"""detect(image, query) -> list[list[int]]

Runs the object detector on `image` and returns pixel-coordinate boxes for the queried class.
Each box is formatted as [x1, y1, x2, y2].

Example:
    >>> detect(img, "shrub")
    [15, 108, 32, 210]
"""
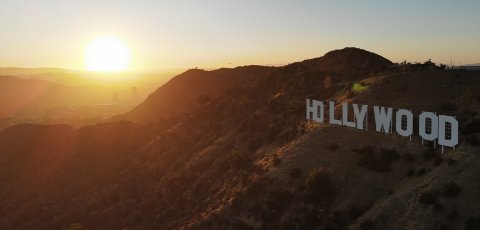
[466, 135, 480, 146]
[463, 119, 480, 134]
[433, 157, 443, 166]
[403, 153, 415, 163]
[439, 102, 457, 112]
[304, 168, 337, 207]
[352, 145, 374, 155]
[423, 148, 438, 161]
[447, 209, 461, 220]
[419, 190, 439, 205]
[433, 203, 444, 211]
[416, 168, 428, 176]
[289, 167, 301, 179]
[465, 217, 480, 230]
[227, 150, 251, 170]
[406, 169, 415, 177]
[327, 143, 339, 151]
[357, 147, 399, 172]
[247, 139, 262, 152]
[447, 158, 456, 165]
[272, 156, 281, 166]
[66, 224, 83, 230]
[380, 147, 399, 157]
[264, 189, 293, 214]
[442, 182, 461, 197]
[360, 220, 375, 230]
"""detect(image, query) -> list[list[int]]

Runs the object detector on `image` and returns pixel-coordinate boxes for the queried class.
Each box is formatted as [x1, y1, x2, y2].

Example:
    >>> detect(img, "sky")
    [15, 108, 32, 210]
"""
[0, 0, 479, 70]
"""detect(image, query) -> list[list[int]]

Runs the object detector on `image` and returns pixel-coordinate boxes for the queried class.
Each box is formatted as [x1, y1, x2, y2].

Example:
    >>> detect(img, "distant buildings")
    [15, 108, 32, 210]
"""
[112, 93, 119, 104]
[131, 87, 137, 99]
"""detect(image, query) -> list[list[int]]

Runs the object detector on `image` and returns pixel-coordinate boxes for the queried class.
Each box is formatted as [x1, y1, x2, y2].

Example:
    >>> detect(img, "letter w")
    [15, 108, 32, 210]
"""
[373, 106, 393, 133]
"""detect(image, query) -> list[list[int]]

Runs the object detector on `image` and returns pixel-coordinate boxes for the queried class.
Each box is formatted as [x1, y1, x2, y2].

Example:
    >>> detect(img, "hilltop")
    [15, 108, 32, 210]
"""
[0, 48, 480, 230]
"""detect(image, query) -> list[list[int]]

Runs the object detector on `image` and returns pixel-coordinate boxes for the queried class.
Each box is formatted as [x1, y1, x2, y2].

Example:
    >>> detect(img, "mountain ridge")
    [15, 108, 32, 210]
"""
[0, 47, 479, 229]
[118, 47, 394, 123]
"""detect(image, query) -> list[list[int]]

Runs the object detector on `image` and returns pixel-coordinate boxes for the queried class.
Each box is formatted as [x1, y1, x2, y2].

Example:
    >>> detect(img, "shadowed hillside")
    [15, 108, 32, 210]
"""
[0, 48, 479, 230]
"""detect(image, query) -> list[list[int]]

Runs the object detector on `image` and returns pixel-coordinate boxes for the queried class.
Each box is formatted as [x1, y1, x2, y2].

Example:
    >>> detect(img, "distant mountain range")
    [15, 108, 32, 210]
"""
[0, 48, 479, 229]
[0, 68, 181, 129]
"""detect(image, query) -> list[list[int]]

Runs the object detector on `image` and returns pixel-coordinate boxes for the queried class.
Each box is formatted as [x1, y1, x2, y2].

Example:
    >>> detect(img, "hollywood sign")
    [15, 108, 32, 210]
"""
[306, 99, 459, 149]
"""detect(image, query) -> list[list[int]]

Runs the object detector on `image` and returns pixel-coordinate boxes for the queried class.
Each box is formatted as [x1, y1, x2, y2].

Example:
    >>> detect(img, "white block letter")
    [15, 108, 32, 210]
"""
[329, 101, 342, 125]
[342, 103, 356, 128]
[395, 109, 413, 137]
[353, 104, 368, 130]
[419, 112, 438, 141]
[374, 106, 393, 133]
[306, 99, 324, 123]
[438, 115, 458, 147]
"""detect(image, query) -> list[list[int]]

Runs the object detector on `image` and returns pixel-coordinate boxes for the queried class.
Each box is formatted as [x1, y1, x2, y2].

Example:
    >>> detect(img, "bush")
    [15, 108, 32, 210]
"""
[356, 147, 399, 172]
[403, 153, 415, 163]
[466, 135, 480, 146]
[423, 148, 438, 161]
[447, 158, 456, 166]
[447, 209, 461, 220]
[416, 168, 428, 176]
[66, 224, 83, 230]
[327, 143, 339, 151]
[360, 220, 375, 230]
[272, 156, 281, 166]
[227, 150, 251, 170]
[419, 190, 439, 205]
[463, 119, 480, 134]
[406, 169, 415, 177]
[289, 167, 301, 179]
[352, 145, 374, 155]
[433, 157, 443, 166]
[264, 189, 293, 216]
[304, 168, 337, 207]
[439, 102, 457, 112]
[442, 182, 461, 197]
[465, 217, 480, 230]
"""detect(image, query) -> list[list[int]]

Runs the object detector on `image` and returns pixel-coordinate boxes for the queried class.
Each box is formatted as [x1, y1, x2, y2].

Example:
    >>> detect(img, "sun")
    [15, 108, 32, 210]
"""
[84, 36, 131, 72]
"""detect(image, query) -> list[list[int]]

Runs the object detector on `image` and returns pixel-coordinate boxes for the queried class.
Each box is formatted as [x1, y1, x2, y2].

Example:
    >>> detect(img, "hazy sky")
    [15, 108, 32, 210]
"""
[1, 0, 479, 70]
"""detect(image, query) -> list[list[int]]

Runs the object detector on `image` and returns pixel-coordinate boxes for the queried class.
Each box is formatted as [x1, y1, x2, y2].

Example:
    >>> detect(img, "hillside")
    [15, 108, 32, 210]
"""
[0, 48, 480, 230]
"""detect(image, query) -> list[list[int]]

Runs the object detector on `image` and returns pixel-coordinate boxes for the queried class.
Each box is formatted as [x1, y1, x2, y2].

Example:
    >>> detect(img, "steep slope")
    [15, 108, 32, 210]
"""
[0, 48, 479, 230]
[118, 66, 277, 123]
[118, 47, 393, 124]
